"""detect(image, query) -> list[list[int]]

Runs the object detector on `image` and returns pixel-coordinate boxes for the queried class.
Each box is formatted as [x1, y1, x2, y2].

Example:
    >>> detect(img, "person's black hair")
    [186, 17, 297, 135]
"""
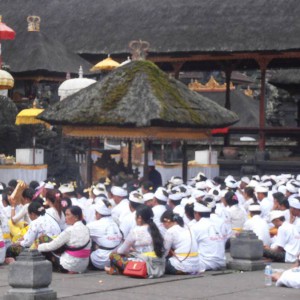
[213, 176, 224, 185]
[244, 186, 258, 203]
[156, 199, 166, 206]
[141, 180, 154, 192]
[136, 205, 164, 258]
[29, 180, 39, 190]
[204, 196, 216, 213]
[22, 188, 35, 201]
[28, 201, 46, 216]
[75, 187, 89, 198]
[160, 210, 184, 227]
[8, 179, 18, 189]
[46, 189, 63, 217]
[129, 200, 143, 210]
[224, 191, 239, 207]
[0, 182, 6, 194]
[61, 197, 72, 213]
[2, 187, 13, 206]
[169, 199, 181, 207]
[272, 192, 286, 205]
[67, 205, 86, 224]
[33, 196, 44, 206]
[184, 203, 194, 220]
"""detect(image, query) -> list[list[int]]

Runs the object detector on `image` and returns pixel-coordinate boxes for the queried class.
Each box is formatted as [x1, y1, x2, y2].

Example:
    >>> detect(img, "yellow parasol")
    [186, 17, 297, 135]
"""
[15, 100, 50, 164]
[90, 55, 120, 71]
[15, 107, 48, 126]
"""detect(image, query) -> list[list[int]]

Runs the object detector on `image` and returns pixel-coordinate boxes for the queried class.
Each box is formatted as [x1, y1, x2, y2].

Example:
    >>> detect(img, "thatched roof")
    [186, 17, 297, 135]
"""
[38, 60, 238, 131]
[198, 90, 259, 128]
[269, 69, 300, 87]
[1, 0, 300, 63]
[1, 21, 92, 75]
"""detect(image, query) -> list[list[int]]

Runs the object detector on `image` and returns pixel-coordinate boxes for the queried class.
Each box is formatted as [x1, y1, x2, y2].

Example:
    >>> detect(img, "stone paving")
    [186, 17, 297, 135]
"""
[0, 262, 299, 299]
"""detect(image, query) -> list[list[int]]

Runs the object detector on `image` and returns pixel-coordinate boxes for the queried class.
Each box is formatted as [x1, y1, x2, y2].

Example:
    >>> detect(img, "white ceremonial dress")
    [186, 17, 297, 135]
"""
[20, 214, 61, 248]
[38, 221, 91, 273]
[46, 207, 66, 230]
[88, 216, 123, 269]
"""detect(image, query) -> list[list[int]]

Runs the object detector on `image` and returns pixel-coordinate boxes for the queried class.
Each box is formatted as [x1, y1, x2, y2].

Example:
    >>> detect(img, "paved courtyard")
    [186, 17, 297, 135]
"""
[0, 262, 299, 299]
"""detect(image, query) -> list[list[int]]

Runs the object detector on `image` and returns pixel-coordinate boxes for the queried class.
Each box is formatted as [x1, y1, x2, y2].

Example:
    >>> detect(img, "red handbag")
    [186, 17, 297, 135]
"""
[123, 261, 148, 278]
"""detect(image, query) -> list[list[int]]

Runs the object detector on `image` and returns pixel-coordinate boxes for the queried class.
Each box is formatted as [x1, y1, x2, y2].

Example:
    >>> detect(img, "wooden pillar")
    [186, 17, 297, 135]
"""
[224, 67, 232, 146]
[143, 140, 149, 180]
[182, 141, 188, 183]
[257, 59, 271, 151]
[171, 62, 185, 79]
[127, 140, 132, 171]
[87, 139, 92, 186]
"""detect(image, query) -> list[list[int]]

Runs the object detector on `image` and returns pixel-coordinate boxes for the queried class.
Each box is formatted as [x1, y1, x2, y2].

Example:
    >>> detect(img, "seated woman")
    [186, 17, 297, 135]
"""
[161, 210, 199, 275]
[45, 189, 66, 231]
[6, 202, 61, 261]
[105, 205, 164, 275]
[38, 206, 91, 274]
[272, 254, 300, 288]
[87, 200, 123, 270]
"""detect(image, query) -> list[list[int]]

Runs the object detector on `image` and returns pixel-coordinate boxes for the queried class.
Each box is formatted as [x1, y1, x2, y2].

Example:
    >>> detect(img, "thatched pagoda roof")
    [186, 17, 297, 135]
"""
[199, 90, 259, 128]
[269, 69, 300, 88]
[2, 19, 92, 76]
[38, 60, 238, 140]
[1, 0, 300, 69]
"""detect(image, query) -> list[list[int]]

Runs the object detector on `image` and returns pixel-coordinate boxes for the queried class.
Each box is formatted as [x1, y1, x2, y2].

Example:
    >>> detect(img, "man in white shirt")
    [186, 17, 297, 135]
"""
[289, 197, 300, 234]
[152, 187, 168, 236]
[263, 210, 300, 263]
[191, 201, 226, 272]
[255, 185, 272, 221]
[243, 203, 271, 246]
[110, 186, 130, 224]
[119, 191, 144, 238]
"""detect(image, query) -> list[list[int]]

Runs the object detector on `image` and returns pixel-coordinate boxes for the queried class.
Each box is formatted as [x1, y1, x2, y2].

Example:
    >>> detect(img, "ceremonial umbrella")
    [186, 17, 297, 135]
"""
[39, 60, 239, 181]
[0, 16, 15, 90]
[90, 55, 120, 71]
[15, 102, 49, 165]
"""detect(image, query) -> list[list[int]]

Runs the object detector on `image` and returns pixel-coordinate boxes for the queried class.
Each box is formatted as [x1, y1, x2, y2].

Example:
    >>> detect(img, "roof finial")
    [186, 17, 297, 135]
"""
[129, 40, 150, 61]
[79, 66, 83, 78]
[27, 16, 41, 32]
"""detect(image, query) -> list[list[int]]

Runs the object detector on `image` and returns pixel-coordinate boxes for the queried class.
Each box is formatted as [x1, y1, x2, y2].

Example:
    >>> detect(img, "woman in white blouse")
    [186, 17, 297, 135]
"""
[5, 202, 61, 261]
[38, 206, 91, 274]
[45, 189, 66, 230]
[161, 210, 199, 274]
[105, 205, 164, 275]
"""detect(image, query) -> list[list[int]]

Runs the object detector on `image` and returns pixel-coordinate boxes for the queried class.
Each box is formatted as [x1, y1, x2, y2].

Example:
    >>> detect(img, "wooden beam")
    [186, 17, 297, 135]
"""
[149, 51, 300, 64]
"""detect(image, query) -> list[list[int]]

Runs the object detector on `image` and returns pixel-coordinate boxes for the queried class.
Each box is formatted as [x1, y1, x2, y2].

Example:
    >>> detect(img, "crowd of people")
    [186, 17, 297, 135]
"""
[0, 170, 300, 288]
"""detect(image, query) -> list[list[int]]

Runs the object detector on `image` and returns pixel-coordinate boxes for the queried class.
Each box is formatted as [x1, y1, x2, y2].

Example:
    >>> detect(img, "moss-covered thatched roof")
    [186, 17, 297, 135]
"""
[39, 60, 238, 130]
